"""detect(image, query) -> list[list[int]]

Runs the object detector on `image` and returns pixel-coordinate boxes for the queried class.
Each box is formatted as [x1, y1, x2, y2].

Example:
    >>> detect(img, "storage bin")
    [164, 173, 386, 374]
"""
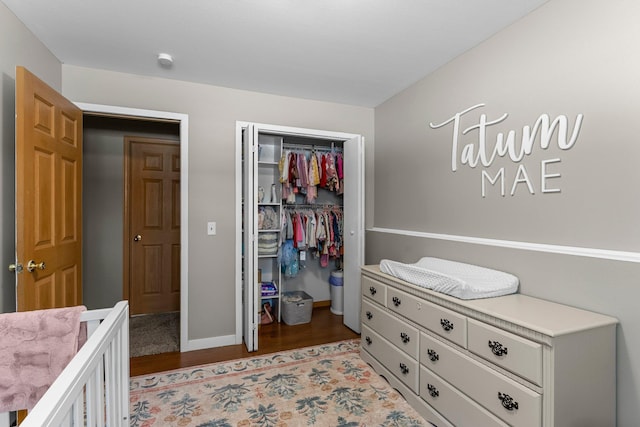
[260, 281, 278, 297]
[281, 291, 313, 325]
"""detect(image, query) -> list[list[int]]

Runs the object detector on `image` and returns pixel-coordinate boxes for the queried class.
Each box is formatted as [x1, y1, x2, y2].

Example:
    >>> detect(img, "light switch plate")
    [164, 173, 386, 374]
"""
[207, 221, 216, 235]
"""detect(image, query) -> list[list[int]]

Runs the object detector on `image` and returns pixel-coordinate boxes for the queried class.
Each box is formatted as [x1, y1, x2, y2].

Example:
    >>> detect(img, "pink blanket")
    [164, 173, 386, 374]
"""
[0, 305, 86, 411]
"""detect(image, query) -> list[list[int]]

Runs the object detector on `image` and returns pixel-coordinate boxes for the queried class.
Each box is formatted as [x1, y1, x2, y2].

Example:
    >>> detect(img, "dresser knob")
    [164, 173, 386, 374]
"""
[427, 349, 439, 362]
[427, 383, 439, 398]
[399, 363, 409, 375]
[400, 332, 410, 344]
[498, 392, 519, 411]
[366, 311, 373, 320]
[392, 296, 402, 307]
[488, 340, 508, 356]
[369, 286, 377, 296]
[365, 336, 372, 345]
[440, 318, 454, 331]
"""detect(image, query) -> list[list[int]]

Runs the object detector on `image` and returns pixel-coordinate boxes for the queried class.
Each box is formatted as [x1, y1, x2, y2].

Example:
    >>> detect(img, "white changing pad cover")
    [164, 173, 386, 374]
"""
[379, 257, 519, 300]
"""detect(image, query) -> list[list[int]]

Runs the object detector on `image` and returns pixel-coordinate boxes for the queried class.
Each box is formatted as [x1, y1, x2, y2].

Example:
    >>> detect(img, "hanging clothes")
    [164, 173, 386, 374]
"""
[325, 153, 339, 192]
[319, 154, 327, 188]
[281, 145, 344, 204]
[308, 151, 320, 186]
[279, 150, 289, 183]
[283, 205, 344, 269]
[336, 153, 344, 195]
[297, 152, 309, 191]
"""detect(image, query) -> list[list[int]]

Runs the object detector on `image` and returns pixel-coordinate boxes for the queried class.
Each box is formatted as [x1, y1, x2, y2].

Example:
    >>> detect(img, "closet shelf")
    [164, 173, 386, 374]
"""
[282, 143, 343, 153]
[284, 203, 342, 209]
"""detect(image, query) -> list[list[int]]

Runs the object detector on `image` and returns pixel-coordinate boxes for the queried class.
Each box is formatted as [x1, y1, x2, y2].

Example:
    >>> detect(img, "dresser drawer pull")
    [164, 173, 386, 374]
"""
[440, 318, 454, 331]
[498, 392, 519, 411]
[488, 340, 508, 356]
[399, 363, 410, 375]
[392, 296, 402, 307]
[369, 286, 377, 296]
[365, 336, 372, 345]
[400, 332, 410, 343]
[427, 349, 439, 362]
[366, 311, 373, 320]
[427, 384, 440, 398]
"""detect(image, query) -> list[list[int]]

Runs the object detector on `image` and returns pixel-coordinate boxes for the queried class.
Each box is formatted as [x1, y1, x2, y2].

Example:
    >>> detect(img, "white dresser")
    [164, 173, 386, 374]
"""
[360, 265, 617, 427]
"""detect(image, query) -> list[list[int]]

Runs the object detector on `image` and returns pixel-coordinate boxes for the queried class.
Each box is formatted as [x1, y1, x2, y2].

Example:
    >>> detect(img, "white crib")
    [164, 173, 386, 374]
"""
[1, 301, 130, 427]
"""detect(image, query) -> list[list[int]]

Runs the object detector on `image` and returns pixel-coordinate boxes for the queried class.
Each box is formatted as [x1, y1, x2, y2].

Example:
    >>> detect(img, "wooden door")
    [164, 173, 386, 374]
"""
[15, 66, 83, 311]
[125, 137, 180, 315]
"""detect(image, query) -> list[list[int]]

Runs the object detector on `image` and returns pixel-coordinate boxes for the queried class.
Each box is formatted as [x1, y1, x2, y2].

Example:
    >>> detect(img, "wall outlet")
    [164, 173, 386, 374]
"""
[207, 221, 216, 235]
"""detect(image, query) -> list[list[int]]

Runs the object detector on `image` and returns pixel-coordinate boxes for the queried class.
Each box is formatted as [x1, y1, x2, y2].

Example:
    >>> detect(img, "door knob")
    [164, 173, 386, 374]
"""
[27, 260, 46, 272]
[8, 263, 23, 273]
[133, 234, 142, 242]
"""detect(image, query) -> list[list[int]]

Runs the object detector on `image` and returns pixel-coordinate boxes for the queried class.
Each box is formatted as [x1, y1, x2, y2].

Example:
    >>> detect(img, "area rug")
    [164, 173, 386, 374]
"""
[130, 312, 180, 357]
[129, 339, 426, 426]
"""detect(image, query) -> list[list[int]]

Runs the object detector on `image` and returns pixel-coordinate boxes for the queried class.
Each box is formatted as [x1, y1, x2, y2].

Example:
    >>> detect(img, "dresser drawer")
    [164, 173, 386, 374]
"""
[362, 275, 387, 306]
[420, 366, 509, 427]
[468, 318, 543, 386]
[361, 325, 419, 393]
[387, 288, 467, 348]
[362, 299, 419, 359]
[420, 333, 541, 427]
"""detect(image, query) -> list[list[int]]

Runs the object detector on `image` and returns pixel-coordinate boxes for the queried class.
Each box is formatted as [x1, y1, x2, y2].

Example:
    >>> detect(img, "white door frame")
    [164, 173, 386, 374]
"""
[75, 102, 191, 352]
[235, 121, 364, 345]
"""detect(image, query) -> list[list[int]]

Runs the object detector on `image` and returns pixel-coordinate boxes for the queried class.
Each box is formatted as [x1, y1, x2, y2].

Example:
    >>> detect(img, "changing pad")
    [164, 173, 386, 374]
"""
[379, 257, 519, 300]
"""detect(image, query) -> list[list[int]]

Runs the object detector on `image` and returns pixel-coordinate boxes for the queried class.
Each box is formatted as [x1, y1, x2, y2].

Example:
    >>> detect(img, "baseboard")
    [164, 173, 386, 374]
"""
[313, 300, 331, 308]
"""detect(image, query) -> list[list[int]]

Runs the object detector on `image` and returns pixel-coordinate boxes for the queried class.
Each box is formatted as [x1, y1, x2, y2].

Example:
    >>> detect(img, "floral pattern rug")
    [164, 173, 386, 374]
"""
[129, 339, 426, 426]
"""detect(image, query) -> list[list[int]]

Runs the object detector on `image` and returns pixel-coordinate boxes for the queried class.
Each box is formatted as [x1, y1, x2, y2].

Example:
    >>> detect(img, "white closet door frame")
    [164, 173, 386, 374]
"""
[235, 122, 364, 349]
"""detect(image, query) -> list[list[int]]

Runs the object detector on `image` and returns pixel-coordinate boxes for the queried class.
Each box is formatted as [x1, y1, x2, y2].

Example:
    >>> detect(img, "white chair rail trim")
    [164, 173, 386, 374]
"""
[369, 227, 640, 263]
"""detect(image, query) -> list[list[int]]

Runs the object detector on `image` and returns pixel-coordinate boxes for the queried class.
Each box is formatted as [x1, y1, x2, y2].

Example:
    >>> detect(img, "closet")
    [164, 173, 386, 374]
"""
[238, 123, 364, 352]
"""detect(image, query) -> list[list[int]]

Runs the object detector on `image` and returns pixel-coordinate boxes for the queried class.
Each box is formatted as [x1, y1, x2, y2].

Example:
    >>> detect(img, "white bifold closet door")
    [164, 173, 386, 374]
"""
[341, 135, 365, 333]
[240, 122, 364, 352]
[242, 124, 259, 352]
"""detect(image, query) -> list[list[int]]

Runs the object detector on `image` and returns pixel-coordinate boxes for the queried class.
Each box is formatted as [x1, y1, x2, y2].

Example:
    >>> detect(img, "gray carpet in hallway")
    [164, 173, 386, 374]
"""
[129, 312, 179, 357]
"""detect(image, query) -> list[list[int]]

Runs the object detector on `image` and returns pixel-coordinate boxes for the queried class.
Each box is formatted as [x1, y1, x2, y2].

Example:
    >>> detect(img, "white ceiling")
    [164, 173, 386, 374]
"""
[3, 0, 547, 107]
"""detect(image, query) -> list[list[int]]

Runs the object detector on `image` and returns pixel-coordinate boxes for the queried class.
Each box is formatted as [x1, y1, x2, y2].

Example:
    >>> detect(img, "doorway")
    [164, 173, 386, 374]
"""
[78, 103, 190, 353]
[83, 117, 182, 356]
[236, 122, 364, 351]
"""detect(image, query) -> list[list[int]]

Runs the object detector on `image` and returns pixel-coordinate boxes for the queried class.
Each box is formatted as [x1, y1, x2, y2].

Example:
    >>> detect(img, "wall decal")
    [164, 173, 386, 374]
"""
[429, 104, 583, 197]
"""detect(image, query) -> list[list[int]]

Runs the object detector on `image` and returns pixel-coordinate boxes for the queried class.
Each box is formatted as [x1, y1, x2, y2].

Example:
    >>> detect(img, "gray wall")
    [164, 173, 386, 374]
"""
[370, 0, 640, 425]
[82, 116, 179, 310]
[61, 65, 375, 341]
[0, 3, 61, 313]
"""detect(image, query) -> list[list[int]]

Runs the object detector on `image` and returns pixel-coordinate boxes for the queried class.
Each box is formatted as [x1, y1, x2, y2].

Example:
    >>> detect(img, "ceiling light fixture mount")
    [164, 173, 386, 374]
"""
[157, 53, 174, 68]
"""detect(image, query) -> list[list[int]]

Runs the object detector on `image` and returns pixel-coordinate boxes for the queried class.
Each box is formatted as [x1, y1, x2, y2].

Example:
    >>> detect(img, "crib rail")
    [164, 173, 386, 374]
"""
[19, 301, 130, 427]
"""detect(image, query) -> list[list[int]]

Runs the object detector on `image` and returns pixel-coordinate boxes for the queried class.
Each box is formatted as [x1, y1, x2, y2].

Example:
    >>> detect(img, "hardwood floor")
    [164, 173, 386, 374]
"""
[130, 306, 360, 377]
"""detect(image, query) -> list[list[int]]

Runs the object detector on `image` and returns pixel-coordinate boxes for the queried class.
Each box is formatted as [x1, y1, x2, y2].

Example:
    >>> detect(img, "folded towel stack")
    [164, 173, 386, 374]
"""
[258, 232, 279, 255]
